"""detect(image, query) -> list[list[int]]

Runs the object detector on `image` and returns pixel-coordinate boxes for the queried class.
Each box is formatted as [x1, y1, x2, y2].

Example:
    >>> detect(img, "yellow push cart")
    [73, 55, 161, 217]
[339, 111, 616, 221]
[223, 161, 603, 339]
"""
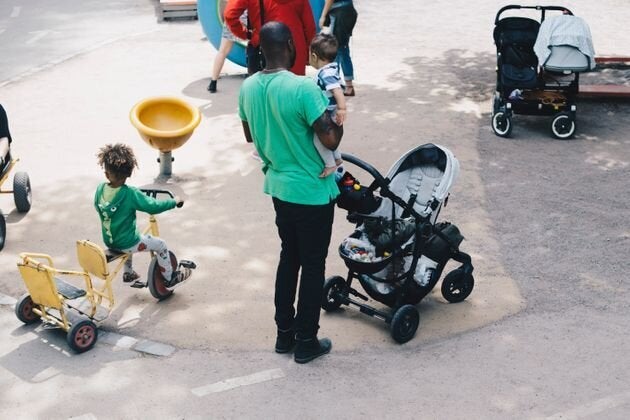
[14, 189, 196, 353]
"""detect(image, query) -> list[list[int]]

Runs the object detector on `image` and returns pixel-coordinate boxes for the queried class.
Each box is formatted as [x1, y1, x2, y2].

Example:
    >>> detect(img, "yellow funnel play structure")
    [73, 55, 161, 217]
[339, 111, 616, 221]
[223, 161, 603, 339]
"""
[130, 96, 201, 177]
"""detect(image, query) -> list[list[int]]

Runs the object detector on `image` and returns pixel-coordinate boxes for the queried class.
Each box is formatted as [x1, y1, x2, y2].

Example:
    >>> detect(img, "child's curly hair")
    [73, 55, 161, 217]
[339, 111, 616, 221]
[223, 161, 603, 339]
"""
[310, 33, 338, 62]
[97, 143, 138, 178]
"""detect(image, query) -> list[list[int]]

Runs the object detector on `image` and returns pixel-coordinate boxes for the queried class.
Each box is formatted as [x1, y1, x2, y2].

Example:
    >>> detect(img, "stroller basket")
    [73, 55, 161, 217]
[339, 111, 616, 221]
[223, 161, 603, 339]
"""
[338, 243, 395, 274]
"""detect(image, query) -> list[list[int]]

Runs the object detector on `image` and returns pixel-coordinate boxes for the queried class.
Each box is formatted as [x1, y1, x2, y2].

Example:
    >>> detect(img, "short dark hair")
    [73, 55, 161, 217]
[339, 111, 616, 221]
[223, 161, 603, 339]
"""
[260, 21, 293, 59]
[97, 143, 138, 178]
[310, 33, 338, 62]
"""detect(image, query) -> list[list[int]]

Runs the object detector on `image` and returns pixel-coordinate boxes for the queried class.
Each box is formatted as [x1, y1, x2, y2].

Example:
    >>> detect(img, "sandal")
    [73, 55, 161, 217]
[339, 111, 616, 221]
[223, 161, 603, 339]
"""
[123, 271, 140, 283]
[343, 86, 355, 97]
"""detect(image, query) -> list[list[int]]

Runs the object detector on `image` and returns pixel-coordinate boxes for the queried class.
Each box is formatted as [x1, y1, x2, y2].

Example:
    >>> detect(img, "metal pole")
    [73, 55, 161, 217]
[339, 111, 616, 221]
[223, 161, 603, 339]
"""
[158, 151, 173, 177]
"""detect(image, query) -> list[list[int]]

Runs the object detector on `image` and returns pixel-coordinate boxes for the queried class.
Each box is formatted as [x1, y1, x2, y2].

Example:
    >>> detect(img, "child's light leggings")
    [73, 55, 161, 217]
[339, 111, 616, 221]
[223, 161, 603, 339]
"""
[121, 234, 173, 280]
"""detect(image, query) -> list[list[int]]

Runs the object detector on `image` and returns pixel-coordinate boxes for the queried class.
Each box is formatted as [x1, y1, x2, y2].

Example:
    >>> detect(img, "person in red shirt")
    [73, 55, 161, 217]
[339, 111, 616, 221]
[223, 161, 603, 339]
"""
[224, 0, 316, 75]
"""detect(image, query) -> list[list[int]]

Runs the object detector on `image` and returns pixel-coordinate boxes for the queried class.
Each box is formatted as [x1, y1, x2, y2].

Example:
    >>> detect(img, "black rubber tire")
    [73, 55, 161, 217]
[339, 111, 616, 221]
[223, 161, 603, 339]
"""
[15, 293, 40, 324]
[147, 251, 177, 301]
[0, 213, 5, 251]
[492, 111, 513, 138]
[322, 275, 346, 311]
[13, 172, 32, 213]
[441, 269, 475, 303]
[390, 304, 420, 344]
[67, 318, 98, 353]
[550, 112, 576, 139]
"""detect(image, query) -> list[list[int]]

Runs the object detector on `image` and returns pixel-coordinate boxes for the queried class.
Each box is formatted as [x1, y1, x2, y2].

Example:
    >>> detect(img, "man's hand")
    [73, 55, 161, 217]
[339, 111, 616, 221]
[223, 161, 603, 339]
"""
[313, 111, 343, 151]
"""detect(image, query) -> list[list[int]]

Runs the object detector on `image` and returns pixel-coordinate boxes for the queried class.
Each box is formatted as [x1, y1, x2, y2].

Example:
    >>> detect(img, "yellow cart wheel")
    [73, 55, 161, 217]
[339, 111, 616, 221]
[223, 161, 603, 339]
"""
[15, 293, 40, 324]
[67, 318, 98, 353]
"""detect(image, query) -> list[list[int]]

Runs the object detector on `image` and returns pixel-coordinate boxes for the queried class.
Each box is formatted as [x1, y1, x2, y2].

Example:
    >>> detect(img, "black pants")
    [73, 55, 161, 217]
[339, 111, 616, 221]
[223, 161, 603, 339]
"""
[272, 197, 335, 340]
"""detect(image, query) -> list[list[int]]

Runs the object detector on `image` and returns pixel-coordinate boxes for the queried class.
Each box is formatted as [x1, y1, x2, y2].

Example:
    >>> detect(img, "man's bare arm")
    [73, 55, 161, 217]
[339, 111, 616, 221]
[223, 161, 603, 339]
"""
[242, 121, 254, 143]
[313, 111, 343, 150]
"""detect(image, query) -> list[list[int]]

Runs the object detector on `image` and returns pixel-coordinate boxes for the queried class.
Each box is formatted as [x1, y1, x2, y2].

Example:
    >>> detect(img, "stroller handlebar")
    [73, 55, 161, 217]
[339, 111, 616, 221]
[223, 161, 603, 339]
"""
[494, 4, 572, 25]
[341, 153, 388, 186]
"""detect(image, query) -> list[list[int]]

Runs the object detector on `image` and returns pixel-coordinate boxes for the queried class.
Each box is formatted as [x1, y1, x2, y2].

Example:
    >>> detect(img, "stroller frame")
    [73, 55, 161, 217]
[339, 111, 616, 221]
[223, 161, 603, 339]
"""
[323, 147, 474, 344]
[491, 5, 584, 139]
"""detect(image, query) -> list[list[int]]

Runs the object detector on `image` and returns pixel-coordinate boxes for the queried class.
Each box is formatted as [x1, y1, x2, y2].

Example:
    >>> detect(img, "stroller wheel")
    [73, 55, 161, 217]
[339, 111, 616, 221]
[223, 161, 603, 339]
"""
[492, 111, 513, 138]
[322, 276, 347, 311]
[441, 269, 474, 303]
[390, 304, 419, 344]
[550, 112, 576, 140]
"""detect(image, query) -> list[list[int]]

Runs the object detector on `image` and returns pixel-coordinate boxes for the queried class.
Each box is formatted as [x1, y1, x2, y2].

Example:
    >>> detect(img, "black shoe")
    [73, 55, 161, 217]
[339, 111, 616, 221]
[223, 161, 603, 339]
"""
[207, 80, 217, 93]
[275, 329, 295, 354]
[294, 337, 331, 364]
[164, 267, 192, 287]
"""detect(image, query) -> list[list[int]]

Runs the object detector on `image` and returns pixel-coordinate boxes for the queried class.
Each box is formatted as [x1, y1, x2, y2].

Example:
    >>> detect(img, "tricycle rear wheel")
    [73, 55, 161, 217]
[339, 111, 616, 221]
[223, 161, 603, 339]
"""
[147, 251, 177, 301]
[13, 172, 32, 213]
[0, 213, 5, 251]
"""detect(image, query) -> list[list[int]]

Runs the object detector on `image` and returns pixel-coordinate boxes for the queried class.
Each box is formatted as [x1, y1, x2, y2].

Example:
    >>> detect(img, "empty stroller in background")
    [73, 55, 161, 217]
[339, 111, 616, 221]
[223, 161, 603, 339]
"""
[323, 144, 474, 344]
[492, 5, 595, 139]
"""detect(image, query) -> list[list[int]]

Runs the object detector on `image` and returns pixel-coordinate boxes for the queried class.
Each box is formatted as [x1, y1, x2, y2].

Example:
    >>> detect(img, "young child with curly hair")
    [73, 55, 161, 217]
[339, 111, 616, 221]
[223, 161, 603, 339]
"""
[95, 143, 189, 285]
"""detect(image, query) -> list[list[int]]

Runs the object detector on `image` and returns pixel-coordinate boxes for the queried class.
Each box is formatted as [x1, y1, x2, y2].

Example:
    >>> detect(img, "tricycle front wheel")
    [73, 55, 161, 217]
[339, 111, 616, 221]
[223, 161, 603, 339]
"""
[147, 251, 177, 301]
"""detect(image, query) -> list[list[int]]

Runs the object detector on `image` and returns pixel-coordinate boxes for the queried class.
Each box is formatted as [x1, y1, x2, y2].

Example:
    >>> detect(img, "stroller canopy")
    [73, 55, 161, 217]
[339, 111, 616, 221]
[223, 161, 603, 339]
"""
[384, 143, 460, 219]
[534, 14, 596, 71]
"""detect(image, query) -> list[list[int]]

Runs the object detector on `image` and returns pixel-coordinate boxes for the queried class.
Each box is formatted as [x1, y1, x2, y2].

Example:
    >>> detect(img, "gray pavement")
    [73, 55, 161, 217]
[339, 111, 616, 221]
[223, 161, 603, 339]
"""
[1, 0, 630, 418]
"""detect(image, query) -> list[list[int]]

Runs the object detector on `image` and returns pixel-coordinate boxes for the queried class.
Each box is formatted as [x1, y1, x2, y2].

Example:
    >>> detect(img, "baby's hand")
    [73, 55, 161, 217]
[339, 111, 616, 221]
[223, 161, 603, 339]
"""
[336, 108, 347, 125]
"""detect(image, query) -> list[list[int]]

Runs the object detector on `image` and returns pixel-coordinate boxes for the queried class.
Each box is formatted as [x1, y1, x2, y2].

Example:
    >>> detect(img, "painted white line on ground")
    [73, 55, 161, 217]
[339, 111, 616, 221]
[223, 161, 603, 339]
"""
[26, 30, 51, 45]
[191, 368, 285, 396]
[10, 6, 21, 18]
[68, 413, 98, 420]
[544, 390, 630, 420]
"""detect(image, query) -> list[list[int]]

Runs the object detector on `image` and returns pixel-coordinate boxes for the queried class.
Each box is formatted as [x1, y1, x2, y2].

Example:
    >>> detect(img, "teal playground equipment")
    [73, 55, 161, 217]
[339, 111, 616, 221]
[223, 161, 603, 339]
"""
[198, 0, 325, 67]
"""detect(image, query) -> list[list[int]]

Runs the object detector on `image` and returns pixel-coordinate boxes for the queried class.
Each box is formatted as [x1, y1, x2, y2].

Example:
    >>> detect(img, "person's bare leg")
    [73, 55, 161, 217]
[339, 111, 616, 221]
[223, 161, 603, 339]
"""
[209, 38, 234, 92]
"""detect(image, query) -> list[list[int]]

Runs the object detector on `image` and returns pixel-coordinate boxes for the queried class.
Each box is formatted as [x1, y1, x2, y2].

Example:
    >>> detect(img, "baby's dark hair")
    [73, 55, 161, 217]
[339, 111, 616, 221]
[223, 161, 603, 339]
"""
[97, 143, 138, 178]
[310, 33, 338, 62]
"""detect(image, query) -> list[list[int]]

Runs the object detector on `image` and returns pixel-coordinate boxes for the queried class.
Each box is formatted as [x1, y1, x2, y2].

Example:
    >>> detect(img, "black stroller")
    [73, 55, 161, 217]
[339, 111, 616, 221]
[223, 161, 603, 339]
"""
[492, 5, 594, 139]
[323, 144, 474, 343]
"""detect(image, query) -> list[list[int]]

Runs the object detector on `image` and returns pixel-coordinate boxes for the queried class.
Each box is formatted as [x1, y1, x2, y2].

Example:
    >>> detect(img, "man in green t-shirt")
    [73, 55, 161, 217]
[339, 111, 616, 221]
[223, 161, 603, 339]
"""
[239, 21, 344, 364]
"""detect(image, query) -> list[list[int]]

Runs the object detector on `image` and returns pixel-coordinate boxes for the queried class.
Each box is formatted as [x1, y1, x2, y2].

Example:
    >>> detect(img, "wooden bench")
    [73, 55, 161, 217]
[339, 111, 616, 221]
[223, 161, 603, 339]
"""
[158, 0, 197, 22]
[579, 84, 630, 99]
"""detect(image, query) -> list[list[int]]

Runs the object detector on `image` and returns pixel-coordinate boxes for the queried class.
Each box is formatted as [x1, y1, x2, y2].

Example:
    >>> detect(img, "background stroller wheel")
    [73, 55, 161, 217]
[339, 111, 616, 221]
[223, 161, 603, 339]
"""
[322, 275, 346, 311]
[550, 112, 576, 139]
[0, 213, 5, 251]
[147, 251, 177, 300]
[13, 172, 32, 213]
[441, 269, 474, 303]
[15, 293, 40, 324]
[390, 304, 419, 344]
[492, 111, 512, 137]
[67, 317, 98, 353]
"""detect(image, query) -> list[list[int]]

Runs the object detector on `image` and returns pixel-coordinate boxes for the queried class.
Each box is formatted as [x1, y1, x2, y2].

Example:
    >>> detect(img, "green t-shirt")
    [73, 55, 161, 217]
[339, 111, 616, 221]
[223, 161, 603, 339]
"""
[238, 70, 340, 205]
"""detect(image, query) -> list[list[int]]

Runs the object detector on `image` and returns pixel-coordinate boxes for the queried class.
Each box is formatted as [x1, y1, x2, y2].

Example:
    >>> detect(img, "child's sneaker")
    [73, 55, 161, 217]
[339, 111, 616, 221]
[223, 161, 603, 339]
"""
[165, 267, 192, 287]
[123, 271, 140, 283]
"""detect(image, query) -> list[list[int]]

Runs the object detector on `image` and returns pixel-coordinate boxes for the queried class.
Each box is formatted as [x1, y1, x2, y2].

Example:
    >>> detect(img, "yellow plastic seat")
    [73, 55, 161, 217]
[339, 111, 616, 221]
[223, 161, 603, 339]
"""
[17, 263, 63, 309]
